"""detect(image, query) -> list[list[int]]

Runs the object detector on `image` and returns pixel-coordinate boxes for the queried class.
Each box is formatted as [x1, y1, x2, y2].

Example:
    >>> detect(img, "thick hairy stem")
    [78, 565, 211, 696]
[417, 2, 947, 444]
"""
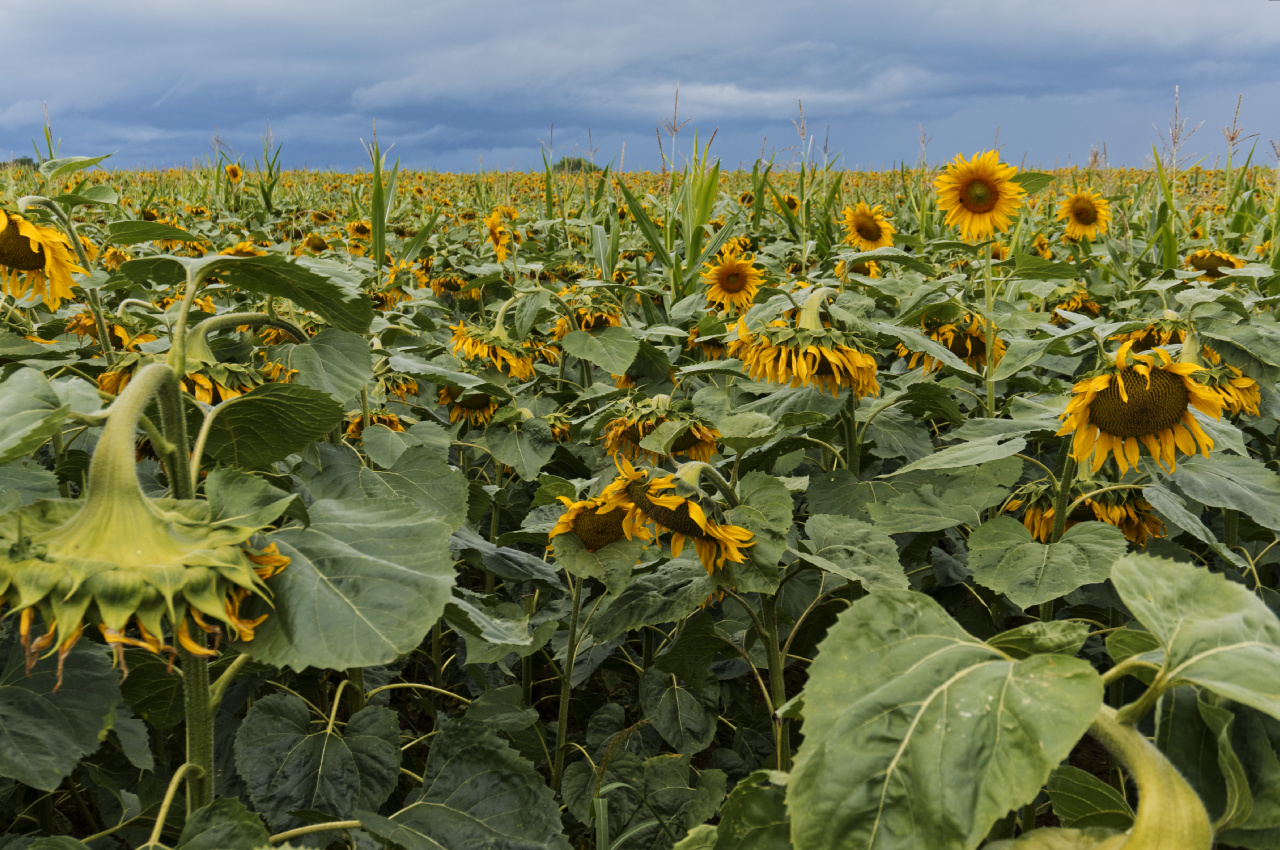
[180, 651, 215, 812]
[761, 596, 791, 772]
[552, 574, 583, 794]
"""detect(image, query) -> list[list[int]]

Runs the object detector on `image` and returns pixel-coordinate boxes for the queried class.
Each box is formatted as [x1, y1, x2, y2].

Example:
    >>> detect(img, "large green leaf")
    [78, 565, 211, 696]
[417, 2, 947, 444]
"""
[787, 591, 1102, 850]
[795, 514, 906, 589]
[201, 383, 344, 469]
[107, 220, 204, 243]
[358, 719, 571, 850]
[0, 369, 68, 465]
[175, 797, 272, 850]
[562, 325, 640, 375]
[589, 559, 718, 642]
[640, 667, 720, 756]
[234, 692, 400, 831]
[883, 435, 1026, 476]
[1171, 453, 1280, 534]
[677, 770, 791, 850]
[0, 630, 121, 791]
[1143, 483, 1249, 570]
[266, 328, 374, 403]
[485, 417, 557, 481]
[239, 498, 459, 670]
[1046, 766, 1134, 830]
[373, 446, 469, 531]
[1111, 553, 1280, 718]
[553, 532, 647, 598]
[222, 254, 374, 333]
[967, 518, 1127, 609]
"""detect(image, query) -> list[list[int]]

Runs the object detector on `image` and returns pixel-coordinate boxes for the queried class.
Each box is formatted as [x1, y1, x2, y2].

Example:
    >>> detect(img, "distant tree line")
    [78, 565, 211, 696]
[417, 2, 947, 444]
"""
[2, 156, 37, 171]
[554, 156, 600, 174]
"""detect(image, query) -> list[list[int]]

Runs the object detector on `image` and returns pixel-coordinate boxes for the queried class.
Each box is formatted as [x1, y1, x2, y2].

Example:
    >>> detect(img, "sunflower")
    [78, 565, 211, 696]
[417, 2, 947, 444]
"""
[1033, 234, 1053, 260]
[1005, 489, 1165, 547]
[382, 374, 419, 403]
[0, 365, 291, 680]
[1056, 189, 1112, 241]
[738, 190, 755, 207]
[438, 386, 499, 426]
[840, 202, 895, 250]
[1109, 320, 1185, 352]
[1198, 349, 1261, 417]
[219, 241, 267, 258]
[1057, 341, 1223, 474]
[0, 211, 85, 310]
[834, 259, 881, 281]
[1185, 249, 1244, 281]
[224, 163, 243, 184]
[933, 151, 1026, 242]
[602, 401, 721, 464]
[101, 246, 132, 271]
[64, 311, 158, 352]
[484, 209, 512, 262]
[1049, 285, 1102, 326]
[686, 325, 729, 360]
[547, 495, 651, 554]
[429, 273, 482, 300]
[896, 314, 1006, 373]
[449, 322, 537, 381]
[701, 253, 763, 312]
[775, 194, 800, 215]
[719, 235, 753, 258]
[730, 317, 880, 398]
[598, 456, 754, 574]
[345, 410, 406, 439]
[346, 220, 373, 240]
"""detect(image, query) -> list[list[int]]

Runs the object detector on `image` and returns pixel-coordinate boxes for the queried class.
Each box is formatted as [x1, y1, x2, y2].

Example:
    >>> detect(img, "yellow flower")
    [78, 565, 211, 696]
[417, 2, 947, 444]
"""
[701, 253, 763, 312]
[438, 386, 499, 426]
[602, 407, 721, 464]
[840, 202, 895, 250]
[345, 410, 405, 439]
[0, 211, 85, 310]
[598, 457, 754, 574]
[775, 194, 800, 215]
[449, 322, 537, 381]
[897, 314, 1005, 373]
[346, 220, 373, 240]
[730, 319, 879, 398]
[1049, 285, 1101, 326]
[1056, 190, 1111, 241]
[225, 163, 243, 184]
[548, 495, 650, 554]
[1057, 342, 1223, 474]
[484, 209, 512, 262]
[933, 151, 1026, 241]
[1185, 249, 1244, 281]
[219, 241, 267, 258]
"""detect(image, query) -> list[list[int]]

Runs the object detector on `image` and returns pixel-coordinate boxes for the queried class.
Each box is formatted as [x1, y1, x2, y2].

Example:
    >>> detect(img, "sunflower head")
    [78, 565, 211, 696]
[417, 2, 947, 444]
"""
[224, 163, 243, 184]
[840, 202, 896, 251]
[1057, 341, 1223, 474]
[0, 211, 85, 310]
[1057, 190, 1112, 241]
[730, 316, 880, 398]
[346, 220, 373, 240]
[1185, 249, 1244, 281]
[449, 322, 538, 381]
[1049, 284, 1102, 326]
[345, 410, 406, 439]
[548, 495, 649, 553]
[774, 194, 800, 215]
[701, 253, 763, 312]
[896, 313, 1005, 374]
[438, 385, 499, 426]
[602, 400, 721, 464]
[933, 151, 1026, 242]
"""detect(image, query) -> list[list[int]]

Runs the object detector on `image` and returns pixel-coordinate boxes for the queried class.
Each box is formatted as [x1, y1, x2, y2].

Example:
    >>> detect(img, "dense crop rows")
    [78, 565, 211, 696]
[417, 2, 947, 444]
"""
[2, 139, 1280, 850]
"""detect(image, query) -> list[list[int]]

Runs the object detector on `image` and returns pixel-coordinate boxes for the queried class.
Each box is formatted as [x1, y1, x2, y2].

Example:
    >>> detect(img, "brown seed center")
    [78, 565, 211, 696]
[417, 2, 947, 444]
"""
[0, 220, 47, 271]
[1071, 200, 1098, 225]
[855, 218, 883, 243]
[720, 271, 746, 292]
[961, 179, 997, 213]
[572, 506, 627, 551]
[624, 479, 709, 539]
[1087, 368, 1189, 438]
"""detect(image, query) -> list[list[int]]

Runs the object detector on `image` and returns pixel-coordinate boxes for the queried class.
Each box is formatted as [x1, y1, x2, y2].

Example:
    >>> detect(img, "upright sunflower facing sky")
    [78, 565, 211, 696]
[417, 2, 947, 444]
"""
[1056, 189, 1112, 241]
[1057, 341, 1223, 474]
[840, 202, 896, 250]
[933, 151, 1026, 242]
[0, 211, 85, 310]
[701, 253, 763, 312]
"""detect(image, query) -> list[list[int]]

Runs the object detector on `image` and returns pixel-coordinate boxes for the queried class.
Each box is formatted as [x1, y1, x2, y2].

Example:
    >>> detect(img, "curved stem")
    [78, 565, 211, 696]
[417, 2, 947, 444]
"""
[187, 311, 307, 349]
[208, 652, 251, 712]
[268, 820, 363, 845]
[363, 682, 472, 705]
[144, 762, 204, 848]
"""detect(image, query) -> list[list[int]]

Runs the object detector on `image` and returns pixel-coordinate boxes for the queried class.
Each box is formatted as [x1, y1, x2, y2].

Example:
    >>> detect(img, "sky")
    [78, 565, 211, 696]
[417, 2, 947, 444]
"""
[4, 0, 1280, 173]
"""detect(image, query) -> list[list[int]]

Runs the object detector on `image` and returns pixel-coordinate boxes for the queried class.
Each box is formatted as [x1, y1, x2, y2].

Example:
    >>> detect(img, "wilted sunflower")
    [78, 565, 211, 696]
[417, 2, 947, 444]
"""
[547, 495, 651, 554]
[1056, 190, 1112, 241]
[219, 241, 267, 258]
[1109, 318, 1185, 351]
[602, 399, 721, 464]
[484, 210, 513, 262]
[0, 364, 290, 681]
[429, 273, 482, 300]
[834, 259, 881, 281]
[345, 410, 406, 439]
[1005, 488, 1164, 547]
[346, 220, 373, 241]
[1198, 348, 1261, 416]
[1185, 249, 1245, 281]
[0, 211, 85, 310]
[1049, 285, 1102, 326]
[731, 314, 879, 399]
[1057, 341, 1223, 474]
[933, 151, 1026, 242]
[719, 235, 753, 258]
[438, 386, 499, 426]
[1033, 234, 1053, 260]
[64, 311, 159, 352]
[598, 456, 754, 574]
[382, 374, 419, 403]
[224, 163, 244, 184]
[840, 202, 895, 250]
[686, 325, 729, 360]
[701, 253, 763, 312]
[897, 314, 1006, 374]
[450, 322, 537, 381]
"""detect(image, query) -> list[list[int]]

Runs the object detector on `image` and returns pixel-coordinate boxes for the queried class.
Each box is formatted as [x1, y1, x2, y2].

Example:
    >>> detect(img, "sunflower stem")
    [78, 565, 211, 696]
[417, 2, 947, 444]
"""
[179, 650, 215, 813]
[147, 762, 205, 847]
[1225, 508, 1239, 550]
[761, 595, 791, 772]
[552, 573, 583, 795]
[983, 244, 997, 418]
[844, 390, 861, 476]
[186, 311, 307, 348]
[1050, 456, 1077, 545]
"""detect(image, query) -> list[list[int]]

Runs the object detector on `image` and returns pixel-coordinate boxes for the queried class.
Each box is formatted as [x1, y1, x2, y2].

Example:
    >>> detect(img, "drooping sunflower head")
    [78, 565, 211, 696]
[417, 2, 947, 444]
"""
[835, 259, 881, 281]
[840, 202, 896, 251]
[686, 324, 729, 361]
[345, 410, 406, 440]
[896, 313, 1006, 374]
[1049, 284, 1102, 325]
[1057, 341, 1223, 474]
[484, 209, 512, 262]
[729, 317, 880, 398]
[1197, 349, 1261, 417]
[701, 253, 763, 312]
[382, 374, 419, 403]
[1057, 189, 1112, 242]
[1108, 319, 1187, 352]
[548, 495, 650, 554]
[601, 399, 721, 464]
[1086, 491, 1166, 548]
[933, 151, 1026, 242]
[1185, 249, 1244, 281]
[438, 385, 500, 426]
[719, 236, 754, 258]
[0, 211, 85, 310]
[552, 288, 624, 339]
[449, 322, 537, 381]
[598, 456, 753, 575]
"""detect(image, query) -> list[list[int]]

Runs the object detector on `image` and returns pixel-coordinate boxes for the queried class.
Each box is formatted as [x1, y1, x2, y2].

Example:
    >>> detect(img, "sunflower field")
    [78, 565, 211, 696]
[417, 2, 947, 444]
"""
[2, 136, 1280, 850]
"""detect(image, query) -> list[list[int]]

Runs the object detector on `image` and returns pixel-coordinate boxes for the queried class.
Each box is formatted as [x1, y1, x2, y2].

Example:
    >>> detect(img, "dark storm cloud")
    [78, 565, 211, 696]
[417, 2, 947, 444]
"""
[3, 0, 1279, 171]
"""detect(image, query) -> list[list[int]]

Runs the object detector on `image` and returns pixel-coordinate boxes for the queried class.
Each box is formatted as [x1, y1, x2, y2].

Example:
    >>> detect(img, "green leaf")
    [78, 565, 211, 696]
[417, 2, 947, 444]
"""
[485, 418, 557, 480]
[872, 322, 980, 378]
[0, 369, 68, 465]
[967, 518, 1128, 609]
[1171, 453, 1280, 534]
[1010, 253, 1078, 279]
[1046, 766, 1134, 830]
[696, 770, 792, 850]
[1111, 553, 1280, 718]
[239, 498, 459, 670]
[0, 460, 59, 510]
[39, 153, 112, 182]
[360, 423, 420, 468]
[358, 720, 571, 850]
[795, 514, 906, 589]
[1142, 483, 1249, 570]
[0, 630, 121, 791]
[562, 325, 640, 375]
[590, 559, 718, 642]
[553, 532, 646, 598]
[804, 470, 900, 521]
[788, 591, 1103, 850]
[268, 328, 374, 403]
[883, 435, 1026, 476]
[992, 337, 1057, 381]
[640, 667, 720, 756]
[234, 693, 401, 831]
[223, 254, 374, 333]
[865, 484, 997, 534]
[118, 649, 185, 729]
[201, 383, 344, 469]
[175, 797, 272, 850]
[107, 220, 205, 244]
[372, 446, 468, 531]
[1010, 172, 1056, 193]
[988, 621, 1091, 660]
[838, 246, 935, 276]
